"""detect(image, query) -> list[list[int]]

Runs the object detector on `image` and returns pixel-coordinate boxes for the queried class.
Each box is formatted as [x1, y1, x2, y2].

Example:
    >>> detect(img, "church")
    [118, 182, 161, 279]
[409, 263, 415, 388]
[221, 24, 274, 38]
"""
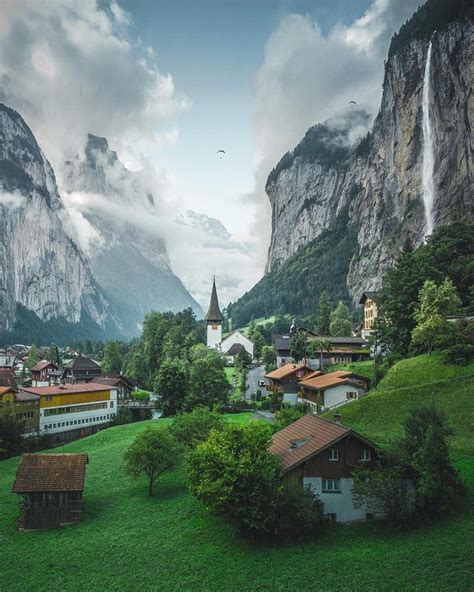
[205, 277, 255, 360]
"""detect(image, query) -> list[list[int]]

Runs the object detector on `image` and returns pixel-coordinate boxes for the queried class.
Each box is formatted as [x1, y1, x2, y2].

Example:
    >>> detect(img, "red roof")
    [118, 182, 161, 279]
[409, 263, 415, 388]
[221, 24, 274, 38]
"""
[265, 363, 311, 381]
[12, 453, 88, 493]
[21, 382, 113, 397]
[270, 415, 350, 473]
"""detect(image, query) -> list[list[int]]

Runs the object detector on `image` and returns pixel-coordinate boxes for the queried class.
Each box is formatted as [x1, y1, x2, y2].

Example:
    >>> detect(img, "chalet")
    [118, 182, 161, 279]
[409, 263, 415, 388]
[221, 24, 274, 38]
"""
[220, 330, 254, 360]
[359, 291, 378, 339]
[269, 415, 380, 522]
[12, 453, 88, 530]
[94, 375, 135, 403]
[0, 387, 40, 436]
[0, 368, 17, 388]
[58, 355, 102, 384]
[31, 360, 59, 387]
[298, 371, 369, 414]
[21, 383, 117, 438]
[265, 363, 313, 405]
[274, 333, 369, 368]
[0, 355, 19, 371]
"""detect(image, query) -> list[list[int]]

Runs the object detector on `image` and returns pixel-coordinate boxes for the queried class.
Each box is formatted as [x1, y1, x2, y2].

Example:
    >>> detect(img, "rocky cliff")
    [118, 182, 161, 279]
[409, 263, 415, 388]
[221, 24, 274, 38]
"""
[265, 4, 473, 302]
[61, 134, 203, 335]
[0, 104, 116, 336]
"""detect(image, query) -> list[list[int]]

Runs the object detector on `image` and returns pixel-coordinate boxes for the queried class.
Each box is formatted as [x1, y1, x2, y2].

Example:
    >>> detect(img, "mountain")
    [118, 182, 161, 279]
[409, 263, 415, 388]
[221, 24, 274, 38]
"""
[231, 0, 473, 326]
[0, 104, 121, 342]
[61, 134, 203, 335]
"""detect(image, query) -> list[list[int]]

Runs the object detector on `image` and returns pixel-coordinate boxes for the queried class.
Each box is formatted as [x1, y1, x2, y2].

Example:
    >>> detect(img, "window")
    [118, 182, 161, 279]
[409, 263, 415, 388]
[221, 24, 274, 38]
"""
[361, 449, 371, 461]
[110, 401, 114, 408]
[329, 448, 339, 461]
[346, 391, 358, 400]
[322, 479, 341, 493]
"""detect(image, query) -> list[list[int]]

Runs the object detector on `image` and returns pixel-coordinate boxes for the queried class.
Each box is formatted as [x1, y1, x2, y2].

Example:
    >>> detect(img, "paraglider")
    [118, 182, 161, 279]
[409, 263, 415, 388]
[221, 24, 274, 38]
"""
[349, 100, 357, 105]
[216, 149, 226, 159]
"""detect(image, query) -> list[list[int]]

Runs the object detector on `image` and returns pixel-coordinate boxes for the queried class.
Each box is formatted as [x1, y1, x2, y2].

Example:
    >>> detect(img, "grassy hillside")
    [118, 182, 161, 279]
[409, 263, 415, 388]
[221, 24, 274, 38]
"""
[2, 373, 474, 591]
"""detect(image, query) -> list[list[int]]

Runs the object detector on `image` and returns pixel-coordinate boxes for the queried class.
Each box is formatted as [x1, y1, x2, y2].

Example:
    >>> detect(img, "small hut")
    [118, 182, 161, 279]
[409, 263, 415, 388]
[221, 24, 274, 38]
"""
[12, 453, 88, 530]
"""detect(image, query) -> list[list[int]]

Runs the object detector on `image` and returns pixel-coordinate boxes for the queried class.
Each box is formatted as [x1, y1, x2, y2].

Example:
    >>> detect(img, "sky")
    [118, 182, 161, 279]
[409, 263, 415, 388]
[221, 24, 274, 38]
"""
[0, 0, 422, 308]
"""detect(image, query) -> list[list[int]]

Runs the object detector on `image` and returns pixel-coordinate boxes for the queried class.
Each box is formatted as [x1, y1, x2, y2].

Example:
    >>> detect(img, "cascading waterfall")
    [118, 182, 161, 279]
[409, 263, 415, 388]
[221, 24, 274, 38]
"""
[421, 40, 436, 237]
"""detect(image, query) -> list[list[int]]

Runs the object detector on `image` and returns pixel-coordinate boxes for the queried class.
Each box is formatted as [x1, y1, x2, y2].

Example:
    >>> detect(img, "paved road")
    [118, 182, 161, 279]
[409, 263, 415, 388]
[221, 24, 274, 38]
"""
[245, 365, 269, 400]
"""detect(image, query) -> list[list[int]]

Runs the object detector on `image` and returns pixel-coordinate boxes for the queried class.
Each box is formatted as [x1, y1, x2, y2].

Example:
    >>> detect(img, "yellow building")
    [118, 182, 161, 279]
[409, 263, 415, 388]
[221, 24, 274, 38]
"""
[359, 291, 378, 338]
[0, 387, 40, 435]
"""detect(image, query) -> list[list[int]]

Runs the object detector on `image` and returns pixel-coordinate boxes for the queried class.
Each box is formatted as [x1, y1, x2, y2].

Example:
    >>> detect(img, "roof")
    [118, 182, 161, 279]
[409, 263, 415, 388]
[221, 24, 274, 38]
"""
[298, 371, 363, 392]
[12, 453, 88, 493]
[226, 343, 247, 356]
[204, 277, 224, 322]
[270, 415, 350, 473]
[0, 386, 15, 396]
[274, 334, 367, 351]
[63, 355, 101, 371]
[31, 360, 57, 372]
[15, 391, 40, 402]
[359, 291, 378, 304]
[0, 368, 17, 387]
[0, 356, 18, 368]
[21, 382, 113, 397]
[94, 375, 134, 388]
[265, 363, 310, 381]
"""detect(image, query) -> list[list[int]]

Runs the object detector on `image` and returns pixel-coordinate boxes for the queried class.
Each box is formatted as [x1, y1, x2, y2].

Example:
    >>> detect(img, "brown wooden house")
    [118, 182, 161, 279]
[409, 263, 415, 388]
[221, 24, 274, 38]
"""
[12, 453, 88, 530]
[31, 360, 59, 387]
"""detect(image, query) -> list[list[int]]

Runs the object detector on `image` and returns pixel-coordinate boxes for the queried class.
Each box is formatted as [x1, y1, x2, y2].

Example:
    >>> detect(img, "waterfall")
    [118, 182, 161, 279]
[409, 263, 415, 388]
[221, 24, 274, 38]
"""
[421, 41, 436, 238]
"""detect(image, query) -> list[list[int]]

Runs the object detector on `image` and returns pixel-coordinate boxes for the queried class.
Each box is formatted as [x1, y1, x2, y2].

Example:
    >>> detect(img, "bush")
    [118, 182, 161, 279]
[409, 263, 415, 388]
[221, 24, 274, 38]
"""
[443, 343, 474, 366]
[278, 484, 326, 539]
[170, 407, 225, 450]
[274, 404, 308, 430]
[132, 390, 151, 402]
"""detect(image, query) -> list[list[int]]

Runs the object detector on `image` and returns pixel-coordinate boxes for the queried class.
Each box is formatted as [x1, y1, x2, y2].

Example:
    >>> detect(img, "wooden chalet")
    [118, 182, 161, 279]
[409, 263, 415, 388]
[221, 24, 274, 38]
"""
[31, 360, 59, 387]
[298, 371, 369, 414]
[12, 453, 88, 530]
[265, 363, 313, 394]
[94, 375, 135, 403]
[269, 415, 379, 522]
[58, 355, 102, 384]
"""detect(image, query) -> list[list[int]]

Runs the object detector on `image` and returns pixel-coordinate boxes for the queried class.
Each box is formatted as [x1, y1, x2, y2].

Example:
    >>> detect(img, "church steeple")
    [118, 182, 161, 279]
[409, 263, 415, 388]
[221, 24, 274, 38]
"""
[204, 275, 223, 323]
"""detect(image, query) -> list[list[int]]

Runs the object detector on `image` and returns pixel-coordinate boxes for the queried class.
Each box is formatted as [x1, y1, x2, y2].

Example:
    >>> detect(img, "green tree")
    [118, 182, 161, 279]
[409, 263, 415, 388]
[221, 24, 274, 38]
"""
[26, 344, 39, 370]
[251, 332, 266, 361]
[316, 291, 332, 335]
[154, 359, 189, 417]
[261, 345, 277, 369]
[329, 301, 352, 336]
[186, 347, 229, 409]
[170, 407, 225, 450]
[46, 343, 61, 366]
[411, 278, 462, 354]
[124, 426, 182, 496]
[0, 414, 25, 458]
[274, 404, 308, 430]
[290, 332, 308, 363]
[102, 340, 126, 374]
[187, 422, 282, 534]
[307, 338, 332, 371]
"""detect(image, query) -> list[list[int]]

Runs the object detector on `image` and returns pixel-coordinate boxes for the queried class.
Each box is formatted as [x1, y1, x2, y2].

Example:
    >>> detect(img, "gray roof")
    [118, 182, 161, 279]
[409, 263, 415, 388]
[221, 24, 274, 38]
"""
[204, 277, 223, 322]
[274, 334, 367, 351]
[359, 291, 378, 304]
[64, 355, 101, 371]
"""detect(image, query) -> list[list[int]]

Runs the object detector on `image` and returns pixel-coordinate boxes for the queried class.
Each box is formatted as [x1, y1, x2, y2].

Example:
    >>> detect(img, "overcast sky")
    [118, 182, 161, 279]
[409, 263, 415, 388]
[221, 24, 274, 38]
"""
[0, 0, 422, 307]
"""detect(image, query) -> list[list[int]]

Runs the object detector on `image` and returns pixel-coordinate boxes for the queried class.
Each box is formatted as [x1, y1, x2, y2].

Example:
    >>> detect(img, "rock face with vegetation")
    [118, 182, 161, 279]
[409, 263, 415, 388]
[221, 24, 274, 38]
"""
[265, 0, 473, 302]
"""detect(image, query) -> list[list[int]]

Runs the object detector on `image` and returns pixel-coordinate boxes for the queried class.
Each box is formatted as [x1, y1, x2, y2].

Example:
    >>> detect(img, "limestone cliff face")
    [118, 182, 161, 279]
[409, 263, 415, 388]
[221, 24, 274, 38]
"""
[266, 18, 473, 302]
[0, 104, 114, 334]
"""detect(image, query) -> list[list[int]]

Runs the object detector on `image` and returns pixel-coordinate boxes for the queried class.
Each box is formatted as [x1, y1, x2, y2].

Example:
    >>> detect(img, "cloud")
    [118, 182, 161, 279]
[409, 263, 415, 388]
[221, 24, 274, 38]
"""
[248, 0, 423, 262]
[0, 0, 189, 171]
[0, 191, 27, 209]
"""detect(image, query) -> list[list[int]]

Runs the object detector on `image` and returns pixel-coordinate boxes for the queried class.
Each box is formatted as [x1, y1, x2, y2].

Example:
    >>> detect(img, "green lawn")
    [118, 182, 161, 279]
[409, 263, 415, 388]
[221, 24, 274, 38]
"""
[2, 359, 474, 591]
[326, 359, 375, 384]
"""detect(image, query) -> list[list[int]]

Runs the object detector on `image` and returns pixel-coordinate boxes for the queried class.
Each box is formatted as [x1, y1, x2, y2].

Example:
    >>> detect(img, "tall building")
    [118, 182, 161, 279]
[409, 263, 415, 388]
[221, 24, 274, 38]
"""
[205, 276, 224, 349]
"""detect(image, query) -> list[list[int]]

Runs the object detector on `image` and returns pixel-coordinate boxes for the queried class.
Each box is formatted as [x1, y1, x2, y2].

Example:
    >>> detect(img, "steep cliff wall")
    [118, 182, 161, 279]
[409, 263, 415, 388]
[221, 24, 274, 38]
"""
[0, 104, 115, 336]
[265, 12, 473, 302]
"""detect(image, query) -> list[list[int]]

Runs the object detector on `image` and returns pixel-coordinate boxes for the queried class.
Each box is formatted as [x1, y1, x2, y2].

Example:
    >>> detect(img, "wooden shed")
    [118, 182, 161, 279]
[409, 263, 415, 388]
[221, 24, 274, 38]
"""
[12, 453, 88, 530]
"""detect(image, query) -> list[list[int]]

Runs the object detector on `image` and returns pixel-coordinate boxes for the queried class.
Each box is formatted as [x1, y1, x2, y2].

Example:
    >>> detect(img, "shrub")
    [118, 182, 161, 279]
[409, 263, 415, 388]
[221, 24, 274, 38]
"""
[170, 407, 225, 450]
[443, 343, 474, 366]
[278, 484, 326, 539]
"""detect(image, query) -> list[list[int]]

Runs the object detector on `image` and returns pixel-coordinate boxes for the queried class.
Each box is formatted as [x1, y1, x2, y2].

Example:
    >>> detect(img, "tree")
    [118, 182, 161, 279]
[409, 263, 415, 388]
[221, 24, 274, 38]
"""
[26, 344, 39, 370]
[102, 340, 126, 374]
[290, 332, 308, 363]
[124, 426, 182, 496]
[46, 343, 61, 366]
[154, 359, 189, 417]
[316, 291, 332, 334]
[186, 347, 229, 409]
[261, 345, 277, 370]
[307, 338, 332, 371]
[170, 407, 225, 450]
[329, 301, 352, 336]
[187, 423, 282, 534]
[274, 404, 308, 430]
[411, 278, 462, 354]
[0, 414, 25, 458]
[252, 332, 266, 361]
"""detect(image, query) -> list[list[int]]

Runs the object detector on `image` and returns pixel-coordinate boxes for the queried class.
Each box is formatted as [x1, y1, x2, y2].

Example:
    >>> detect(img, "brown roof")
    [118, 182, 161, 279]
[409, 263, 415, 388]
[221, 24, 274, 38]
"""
[0, 368, 16, 388]
[298, 370, 323, 382]
[0, 386, 15, 396]
[94, 375, 134, 388]
[31, 360, 57, 372]
[21, 382, 113, 397]
[298, 371, 362, 392]
[270, 415, 350, 473]
[265, 363, 311, 381]
[12, 453, 89, 493]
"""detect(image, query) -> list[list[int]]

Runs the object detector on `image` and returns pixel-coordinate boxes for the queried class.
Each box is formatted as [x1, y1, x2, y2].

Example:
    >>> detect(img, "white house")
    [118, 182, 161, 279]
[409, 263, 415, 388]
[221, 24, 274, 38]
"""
[298, 371, 368, 414]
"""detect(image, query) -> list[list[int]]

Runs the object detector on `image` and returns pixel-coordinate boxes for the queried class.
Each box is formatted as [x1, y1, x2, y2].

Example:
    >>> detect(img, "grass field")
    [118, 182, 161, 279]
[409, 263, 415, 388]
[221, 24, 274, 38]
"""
[2, 356, 474, 591]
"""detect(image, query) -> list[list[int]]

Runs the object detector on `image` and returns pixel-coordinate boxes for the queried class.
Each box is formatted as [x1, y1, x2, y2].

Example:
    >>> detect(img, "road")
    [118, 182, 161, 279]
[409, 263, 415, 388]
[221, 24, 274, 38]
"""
[245, 365, 269, 400]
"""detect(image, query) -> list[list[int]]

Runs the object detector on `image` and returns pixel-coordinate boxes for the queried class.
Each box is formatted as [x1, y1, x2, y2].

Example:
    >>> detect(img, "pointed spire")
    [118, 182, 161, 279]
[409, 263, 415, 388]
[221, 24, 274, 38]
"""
[204, 275, 223, 323]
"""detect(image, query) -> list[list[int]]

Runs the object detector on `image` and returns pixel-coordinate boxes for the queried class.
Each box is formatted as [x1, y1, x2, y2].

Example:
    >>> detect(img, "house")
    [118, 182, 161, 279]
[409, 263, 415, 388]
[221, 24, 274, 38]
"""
[298, 371, 369, 414]
[0, 368, 17, 388]
[220, 330, 254, 360]
[0, 387, 40, 436]
[94, 375, 135, 403]
[0, 355, 19, 371]
[265, 363, 313, 405]
[269, 415, 380, 522]
[30, 360, 59, 387]
[359, 291, 378, 339]
[274, 332, 369, 368]
[12, 453, 88, 530]
[58, 355, 102, 384]
[20, 383, 118, 439]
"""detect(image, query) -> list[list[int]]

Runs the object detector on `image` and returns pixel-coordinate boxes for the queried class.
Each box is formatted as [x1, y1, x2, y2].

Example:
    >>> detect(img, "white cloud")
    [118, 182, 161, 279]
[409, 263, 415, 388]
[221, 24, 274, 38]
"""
[0, 191, 27, 209]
